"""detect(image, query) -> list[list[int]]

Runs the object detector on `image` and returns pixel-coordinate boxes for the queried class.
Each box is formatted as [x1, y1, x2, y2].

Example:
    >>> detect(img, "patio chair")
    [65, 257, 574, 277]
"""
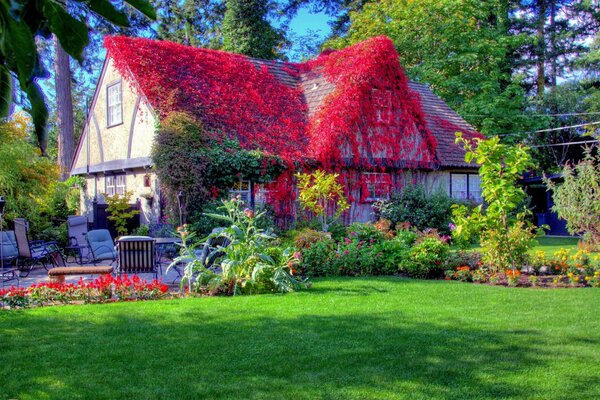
[1, 230, 19, 287]
[86, 229, 116, 264]
[13, 218, 57, 277]
[66, 215, 90, 264]
[115, 236, 159, 278]
[196, 227, 231, 270]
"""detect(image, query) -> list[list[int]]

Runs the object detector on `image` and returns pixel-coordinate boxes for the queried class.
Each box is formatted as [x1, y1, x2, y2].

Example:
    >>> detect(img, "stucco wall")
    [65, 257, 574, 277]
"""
[72, 57, 156, 171]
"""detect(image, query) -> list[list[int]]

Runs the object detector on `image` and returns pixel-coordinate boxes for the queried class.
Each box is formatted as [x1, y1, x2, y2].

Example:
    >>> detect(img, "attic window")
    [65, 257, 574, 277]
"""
[372, 88, 392, 124]
[107, 81, 123, 127]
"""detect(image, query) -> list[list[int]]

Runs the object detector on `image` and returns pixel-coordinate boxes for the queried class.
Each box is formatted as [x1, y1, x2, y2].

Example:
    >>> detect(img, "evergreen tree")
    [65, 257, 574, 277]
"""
[222, 0, 283, 59]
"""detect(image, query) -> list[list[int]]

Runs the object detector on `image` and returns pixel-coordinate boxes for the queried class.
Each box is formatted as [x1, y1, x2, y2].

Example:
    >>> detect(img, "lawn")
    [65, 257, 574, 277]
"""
[2, 277, 600, 399]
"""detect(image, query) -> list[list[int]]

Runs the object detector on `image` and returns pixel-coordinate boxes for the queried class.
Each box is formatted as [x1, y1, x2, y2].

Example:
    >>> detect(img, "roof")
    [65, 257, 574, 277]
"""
[103, 35, 479, 169]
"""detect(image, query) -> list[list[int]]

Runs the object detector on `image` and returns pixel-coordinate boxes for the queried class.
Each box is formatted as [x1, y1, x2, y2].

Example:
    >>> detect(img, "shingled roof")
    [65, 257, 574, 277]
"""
[105, 35, 478, 169]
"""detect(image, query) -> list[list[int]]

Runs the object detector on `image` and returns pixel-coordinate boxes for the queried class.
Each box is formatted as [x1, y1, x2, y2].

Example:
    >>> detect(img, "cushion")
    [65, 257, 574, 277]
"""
[86, 229, 116, 260]
[0, 231, 18, 260]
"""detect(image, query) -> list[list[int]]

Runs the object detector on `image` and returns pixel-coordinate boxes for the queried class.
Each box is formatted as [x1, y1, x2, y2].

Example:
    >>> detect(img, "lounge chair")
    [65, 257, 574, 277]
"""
[0, 230, 19, 286]
[66, 215, 90, 264]
[13, 218, 58, 277]
[115, 236, 159, 278]
[86, 229, 116, 264]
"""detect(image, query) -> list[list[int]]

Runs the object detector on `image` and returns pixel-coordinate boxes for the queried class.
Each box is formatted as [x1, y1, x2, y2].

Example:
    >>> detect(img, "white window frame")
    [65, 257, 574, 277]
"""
[363, 172, 390, 202]
[450, 173, 482, 203]
[105, 176, 116, 197]
[229, 179, 251, 204]
[105, 174, 126, 197]
[107, 81, 123, 127]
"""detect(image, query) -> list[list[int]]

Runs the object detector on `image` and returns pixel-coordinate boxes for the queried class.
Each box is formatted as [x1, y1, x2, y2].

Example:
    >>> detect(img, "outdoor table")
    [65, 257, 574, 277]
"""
[154, 238, 183, 280]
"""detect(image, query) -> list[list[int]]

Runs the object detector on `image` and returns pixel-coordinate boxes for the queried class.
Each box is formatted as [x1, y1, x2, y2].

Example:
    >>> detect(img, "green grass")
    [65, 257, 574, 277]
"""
[2, 277, 600, 399]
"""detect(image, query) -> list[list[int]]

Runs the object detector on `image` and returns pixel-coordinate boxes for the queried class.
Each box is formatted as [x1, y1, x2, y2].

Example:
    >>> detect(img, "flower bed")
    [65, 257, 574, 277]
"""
[444, 248, 600, 288]
[0, 275, 169, 310]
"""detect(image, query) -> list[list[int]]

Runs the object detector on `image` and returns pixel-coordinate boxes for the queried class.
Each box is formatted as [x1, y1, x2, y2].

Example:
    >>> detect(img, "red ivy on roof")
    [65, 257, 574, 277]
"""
[105, 36, 308, 164]
[105, 35, 443, 220]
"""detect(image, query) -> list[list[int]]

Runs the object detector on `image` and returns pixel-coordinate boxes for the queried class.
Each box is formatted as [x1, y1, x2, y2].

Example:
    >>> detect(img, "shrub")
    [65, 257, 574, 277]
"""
[299, 239, 337, 277]
[404, 237, 449, 278]
[452, 134, 540, 272]
[105, 191, 140, 236]
[293, 228, 332, 249]
[346, 222, 386, 243]
[296, 170, 349, 232]
[446, 251, 483, 271]
[546, 149, 600, 250]
[374, 184, 455, 234]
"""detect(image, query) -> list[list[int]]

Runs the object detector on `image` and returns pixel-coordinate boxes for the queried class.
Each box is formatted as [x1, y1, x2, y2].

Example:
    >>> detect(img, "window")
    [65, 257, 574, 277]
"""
[372, 88, 393, 124]
[107, 81, 122, 127]
[450, 173, 482, 203]
[229, 179, 251, 204]
[105, 175, 126, 196]
[362, 172, 390, 202]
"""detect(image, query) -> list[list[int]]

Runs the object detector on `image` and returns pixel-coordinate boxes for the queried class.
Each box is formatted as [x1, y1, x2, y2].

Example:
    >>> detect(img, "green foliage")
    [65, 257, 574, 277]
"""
[171, 197, 309, 295]
[133, 225, 151, 236]
[293, 228, 332, 250]
[105, 191, 140, 236]
[346, 222, 385, 243]
[546, 149, 600, 249]
[298, 239, 337, 276]
[222, 0, 283, 59]
[0, 114, 58, 233]
[374, 184, 456, 234]
[152, 112, 285, 221]
[0, 0, 155, 152]
[296, 170, 350, 232]
[452, 134, 540, 272]
[405, 238, 450, 279]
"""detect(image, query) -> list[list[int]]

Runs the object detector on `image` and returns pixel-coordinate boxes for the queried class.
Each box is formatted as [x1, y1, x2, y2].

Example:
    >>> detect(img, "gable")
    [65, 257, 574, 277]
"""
[71, 57, 156, 175]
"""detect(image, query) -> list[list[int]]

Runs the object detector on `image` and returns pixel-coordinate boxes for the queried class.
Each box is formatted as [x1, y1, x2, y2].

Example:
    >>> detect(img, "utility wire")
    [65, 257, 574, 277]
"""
[497, 121, 600, 137]
[463, 111, 600, 117]
[529, 139, 599, 148]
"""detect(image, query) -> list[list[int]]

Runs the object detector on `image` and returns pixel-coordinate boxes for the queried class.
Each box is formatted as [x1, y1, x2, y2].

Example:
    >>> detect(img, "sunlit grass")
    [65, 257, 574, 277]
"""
[1, 277, 600, 399]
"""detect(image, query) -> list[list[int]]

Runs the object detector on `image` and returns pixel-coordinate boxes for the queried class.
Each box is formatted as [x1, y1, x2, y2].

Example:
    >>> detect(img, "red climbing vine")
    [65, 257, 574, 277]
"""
[105, 35, 465, 222]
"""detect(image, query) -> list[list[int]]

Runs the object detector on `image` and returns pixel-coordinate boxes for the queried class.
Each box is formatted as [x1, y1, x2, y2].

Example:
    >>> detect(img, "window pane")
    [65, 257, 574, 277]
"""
[468, 174, 482, 202]
[451, 174, 467, 200]
[107, 82, 122, 126]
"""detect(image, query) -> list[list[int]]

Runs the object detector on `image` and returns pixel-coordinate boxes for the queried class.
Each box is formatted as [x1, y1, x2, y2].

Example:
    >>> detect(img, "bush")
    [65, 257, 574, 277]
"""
[374, 184, 455, 234]
[346, 222, 386, 243]
[404, 237, 449, 278]
[300, 239, 337, 276]
[546, 149, 600, 250]
[293, 228, 332, 249]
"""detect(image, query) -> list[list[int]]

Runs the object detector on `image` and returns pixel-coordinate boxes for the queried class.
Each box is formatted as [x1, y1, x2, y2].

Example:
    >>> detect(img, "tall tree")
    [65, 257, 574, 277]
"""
[54, 37, 75, 179]
[222, 0, 283, 59]
[154, 0, 226, 48]
[0, 0, 156, 153]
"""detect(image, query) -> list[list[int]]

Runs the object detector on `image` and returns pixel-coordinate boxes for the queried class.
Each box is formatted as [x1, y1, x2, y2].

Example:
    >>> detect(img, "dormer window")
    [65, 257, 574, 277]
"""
[107, 81, 123, 127]
[372, 88, 392, 124]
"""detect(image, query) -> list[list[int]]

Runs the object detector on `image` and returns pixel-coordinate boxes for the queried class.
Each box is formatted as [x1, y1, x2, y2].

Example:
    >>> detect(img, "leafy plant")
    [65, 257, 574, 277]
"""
[296, 170, 349, 232]
[374, 184, 456, 234]
[0, 0, 155, 152]
[105, 191, 140, 236]
[172, 198, 309, 295]
[452, 134, 541, 273]
[405, 237, 449, 278]
[546, 149, 600, 250]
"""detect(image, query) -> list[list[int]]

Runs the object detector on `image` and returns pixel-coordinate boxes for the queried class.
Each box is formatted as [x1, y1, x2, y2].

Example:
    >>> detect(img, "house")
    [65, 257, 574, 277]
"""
[70, 35, 482, 227]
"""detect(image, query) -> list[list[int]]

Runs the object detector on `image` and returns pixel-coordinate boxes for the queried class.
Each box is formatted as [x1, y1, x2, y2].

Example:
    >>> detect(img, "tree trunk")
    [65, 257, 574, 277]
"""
[536, 0, 546, 99]
[548, 0, 557, 88]
[54, 35, 75, 181]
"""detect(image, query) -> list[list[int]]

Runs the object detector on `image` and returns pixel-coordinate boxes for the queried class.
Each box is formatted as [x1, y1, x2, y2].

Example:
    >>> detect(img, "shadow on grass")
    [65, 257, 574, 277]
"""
[0, 303, 569, 400]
